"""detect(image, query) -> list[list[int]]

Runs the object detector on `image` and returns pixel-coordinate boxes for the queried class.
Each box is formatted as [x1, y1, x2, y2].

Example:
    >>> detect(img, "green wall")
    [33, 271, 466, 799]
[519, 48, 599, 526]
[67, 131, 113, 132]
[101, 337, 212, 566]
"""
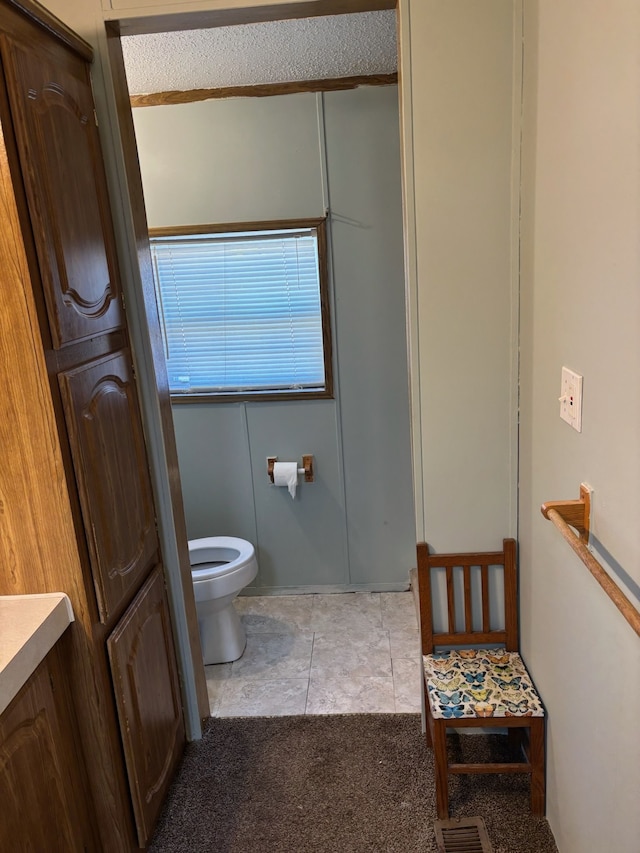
[133, 86, 415, 592]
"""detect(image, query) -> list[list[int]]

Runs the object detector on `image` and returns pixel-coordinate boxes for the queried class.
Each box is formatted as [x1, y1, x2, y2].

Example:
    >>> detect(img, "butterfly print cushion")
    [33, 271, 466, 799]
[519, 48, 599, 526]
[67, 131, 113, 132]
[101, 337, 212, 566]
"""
[423, 649, 544, 719]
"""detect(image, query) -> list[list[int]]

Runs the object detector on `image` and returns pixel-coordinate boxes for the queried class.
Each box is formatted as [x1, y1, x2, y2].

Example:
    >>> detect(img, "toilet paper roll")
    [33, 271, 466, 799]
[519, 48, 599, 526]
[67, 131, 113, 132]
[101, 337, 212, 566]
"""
[273, 461, 298, 499]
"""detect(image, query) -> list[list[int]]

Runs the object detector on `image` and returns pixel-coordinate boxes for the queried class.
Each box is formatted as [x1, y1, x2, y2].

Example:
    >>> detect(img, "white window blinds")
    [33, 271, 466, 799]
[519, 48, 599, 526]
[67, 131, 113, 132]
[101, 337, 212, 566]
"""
[150, 225, 328, 397]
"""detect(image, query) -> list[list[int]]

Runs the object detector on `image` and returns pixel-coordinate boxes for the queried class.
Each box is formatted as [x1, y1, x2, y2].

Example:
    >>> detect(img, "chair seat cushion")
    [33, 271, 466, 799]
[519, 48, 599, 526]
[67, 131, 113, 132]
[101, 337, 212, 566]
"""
[423, 648, 544, 720]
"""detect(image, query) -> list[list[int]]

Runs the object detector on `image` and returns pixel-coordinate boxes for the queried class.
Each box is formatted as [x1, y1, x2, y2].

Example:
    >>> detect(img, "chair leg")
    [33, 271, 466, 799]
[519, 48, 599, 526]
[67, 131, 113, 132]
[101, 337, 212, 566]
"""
[424, 682, 433, 748]
[529, 717, 546, 816]
[432, 719, 449, 819]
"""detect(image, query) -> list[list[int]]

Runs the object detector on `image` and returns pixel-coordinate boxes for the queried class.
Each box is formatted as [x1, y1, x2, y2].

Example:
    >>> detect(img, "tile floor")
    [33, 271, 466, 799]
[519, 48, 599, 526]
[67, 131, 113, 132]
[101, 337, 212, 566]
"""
[204, 591, 422, 717]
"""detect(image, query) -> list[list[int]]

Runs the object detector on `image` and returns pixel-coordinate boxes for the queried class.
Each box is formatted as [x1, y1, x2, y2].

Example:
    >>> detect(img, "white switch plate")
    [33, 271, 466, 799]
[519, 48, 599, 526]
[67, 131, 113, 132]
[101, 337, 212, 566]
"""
[559, 367, 583, 432]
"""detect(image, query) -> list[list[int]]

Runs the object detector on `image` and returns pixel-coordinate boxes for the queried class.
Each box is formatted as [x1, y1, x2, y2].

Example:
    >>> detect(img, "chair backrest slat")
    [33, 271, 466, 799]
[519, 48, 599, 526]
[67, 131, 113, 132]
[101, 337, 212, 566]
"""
[417, 539, 519, 655]
[481, 564, 490, 633]
[463, 564, 472, 632]
[446, 566, 455, 633]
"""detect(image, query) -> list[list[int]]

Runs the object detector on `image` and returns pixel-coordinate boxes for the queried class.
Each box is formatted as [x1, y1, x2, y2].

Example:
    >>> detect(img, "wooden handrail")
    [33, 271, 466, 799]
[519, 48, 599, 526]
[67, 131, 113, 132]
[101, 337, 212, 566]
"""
[541, 485, 640, 638]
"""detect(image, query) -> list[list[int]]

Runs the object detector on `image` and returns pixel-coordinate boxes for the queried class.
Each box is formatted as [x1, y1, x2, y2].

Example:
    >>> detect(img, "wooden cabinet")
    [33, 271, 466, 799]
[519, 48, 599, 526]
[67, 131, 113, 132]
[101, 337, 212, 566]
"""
[59, 350, 158, 622]
[0, 2, 187, 849]
[0, 641, 99, 852]
[108, 567, 185, 846]
[1, 31, 123, 346]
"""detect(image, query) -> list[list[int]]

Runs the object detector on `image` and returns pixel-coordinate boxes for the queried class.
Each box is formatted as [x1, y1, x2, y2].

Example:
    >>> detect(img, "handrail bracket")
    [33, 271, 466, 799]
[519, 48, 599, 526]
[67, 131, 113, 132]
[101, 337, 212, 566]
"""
[541, 483, 591, 544]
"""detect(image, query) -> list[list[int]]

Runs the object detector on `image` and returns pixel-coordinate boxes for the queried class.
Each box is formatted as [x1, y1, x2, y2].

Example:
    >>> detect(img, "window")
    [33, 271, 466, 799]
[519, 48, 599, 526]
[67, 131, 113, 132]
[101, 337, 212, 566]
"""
[149, 219, 333, 402]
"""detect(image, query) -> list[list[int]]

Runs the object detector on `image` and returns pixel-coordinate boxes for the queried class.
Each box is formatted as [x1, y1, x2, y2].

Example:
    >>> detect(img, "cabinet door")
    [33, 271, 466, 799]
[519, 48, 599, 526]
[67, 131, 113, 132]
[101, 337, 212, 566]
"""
[107, 566, 185, 847]
[1, 35, 123, 347]
[0, 650, 98, 852]
[59, 349, 158, 622]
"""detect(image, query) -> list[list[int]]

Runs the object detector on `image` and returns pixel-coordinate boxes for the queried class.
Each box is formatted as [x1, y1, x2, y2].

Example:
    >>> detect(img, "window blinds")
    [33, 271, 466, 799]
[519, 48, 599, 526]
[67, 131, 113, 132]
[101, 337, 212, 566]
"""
[150, 227, 326, 396]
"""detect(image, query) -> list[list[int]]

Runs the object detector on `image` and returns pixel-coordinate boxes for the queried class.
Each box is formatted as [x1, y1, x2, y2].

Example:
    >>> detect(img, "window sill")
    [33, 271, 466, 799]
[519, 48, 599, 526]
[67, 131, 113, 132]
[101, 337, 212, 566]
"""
[170, 389, 334, 404]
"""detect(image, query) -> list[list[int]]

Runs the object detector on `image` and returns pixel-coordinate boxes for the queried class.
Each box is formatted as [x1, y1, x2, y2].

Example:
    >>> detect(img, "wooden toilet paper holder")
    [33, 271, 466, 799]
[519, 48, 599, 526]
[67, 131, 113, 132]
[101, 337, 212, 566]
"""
[267, 455, 314, 484]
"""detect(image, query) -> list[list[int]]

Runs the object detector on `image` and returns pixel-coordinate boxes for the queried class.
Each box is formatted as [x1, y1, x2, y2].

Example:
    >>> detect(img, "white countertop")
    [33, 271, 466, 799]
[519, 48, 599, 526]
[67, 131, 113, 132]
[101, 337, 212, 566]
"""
[0, 593, 74, 716]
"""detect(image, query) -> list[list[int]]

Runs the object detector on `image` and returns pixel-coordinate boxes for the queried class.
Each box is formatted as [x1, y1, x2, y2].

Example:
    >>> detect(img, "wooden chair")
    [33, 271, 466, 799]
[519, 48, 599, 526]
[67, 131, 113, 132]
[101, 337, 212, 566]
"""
[417, 538, 545, 819]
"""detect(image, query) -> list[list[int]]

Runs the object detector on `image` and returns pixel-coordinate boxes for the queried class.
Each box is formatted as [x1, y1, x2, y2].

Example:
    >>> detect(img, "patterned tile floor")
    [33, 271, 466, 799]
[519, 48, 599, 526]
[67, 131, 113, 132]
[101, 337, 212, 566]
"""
[204, 591, 422, 717]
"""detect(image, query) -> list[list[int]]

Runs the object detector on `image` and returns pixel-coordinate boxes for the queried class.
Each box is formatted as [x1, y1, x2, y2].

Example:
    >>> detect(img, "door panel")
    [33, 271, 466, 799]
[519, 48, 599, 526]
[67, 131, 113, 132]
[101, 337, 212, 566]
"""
[107, 566, 185, 847]
[1, 36, 123, 346]
[59, 350, 158, 621]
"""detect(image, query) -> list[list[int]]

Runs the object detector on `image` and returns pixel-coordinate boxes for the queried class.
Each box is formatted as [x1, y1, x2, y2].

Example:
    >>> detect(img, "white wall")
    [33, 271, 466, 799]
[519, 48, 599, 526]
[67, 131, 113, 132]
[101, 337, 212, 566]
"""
[519, 1, 640, 850]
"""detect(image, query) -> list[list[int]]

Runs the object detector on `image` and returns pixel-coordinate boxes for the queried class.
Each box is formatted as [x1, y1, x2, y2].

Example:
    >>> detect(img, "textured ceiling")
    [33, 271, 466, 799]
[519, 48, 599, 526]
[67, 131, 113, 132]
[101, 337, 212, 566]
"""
[122, 11, 397, 95]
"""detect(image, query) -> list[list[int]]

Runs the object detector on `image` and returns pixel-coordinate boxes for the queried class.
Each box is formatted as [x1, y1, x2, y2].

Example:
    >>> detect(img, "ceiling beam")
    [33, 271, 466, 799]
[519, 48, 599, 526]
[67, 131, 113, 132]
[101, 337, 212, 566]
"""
[130, 73, 398, 107]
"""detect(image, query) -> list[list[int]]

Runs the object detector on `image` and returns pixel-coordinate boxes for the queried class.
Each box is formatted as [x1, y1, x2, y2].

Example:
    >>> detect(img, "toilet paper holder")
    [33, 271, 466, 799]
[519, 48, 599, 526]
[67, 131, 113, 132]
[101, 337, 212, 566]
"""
[267, 455, 314, 483]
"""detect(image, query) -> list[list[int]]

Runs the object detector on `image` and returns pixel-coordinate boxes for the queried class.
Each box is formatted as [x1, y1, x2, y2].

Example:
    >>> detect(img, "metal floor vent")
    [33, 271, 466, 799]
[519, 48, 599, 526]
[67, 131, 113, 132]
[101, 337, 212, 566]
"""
[434, 816, 493, 853]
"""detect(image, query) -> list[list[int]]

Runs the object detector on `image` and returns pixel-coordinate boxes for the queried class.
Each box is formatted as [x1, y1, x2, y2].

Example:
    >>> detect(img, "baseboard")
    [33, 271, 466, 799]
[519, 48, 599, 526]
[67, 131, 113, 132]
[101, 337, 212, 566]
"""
[241, 581, 411, 596]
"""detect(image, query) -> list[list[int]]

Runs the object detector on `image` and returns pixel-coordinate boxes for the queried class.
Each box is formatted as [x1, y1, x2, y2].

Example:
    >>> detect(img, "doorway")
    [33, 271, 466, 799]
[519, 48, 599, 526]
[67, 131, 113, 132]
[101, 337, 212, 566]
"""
[103, 3, 415, 728]
[113, 8, 414, 593]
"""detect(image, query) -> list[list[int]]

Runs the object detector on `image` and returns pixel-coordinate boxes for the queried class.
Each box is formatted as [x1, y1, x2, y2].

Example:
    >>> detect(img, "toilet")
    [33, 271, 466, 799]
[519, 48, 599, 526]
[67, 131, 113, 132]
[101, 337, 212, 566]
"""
[188, 536, 258, 665]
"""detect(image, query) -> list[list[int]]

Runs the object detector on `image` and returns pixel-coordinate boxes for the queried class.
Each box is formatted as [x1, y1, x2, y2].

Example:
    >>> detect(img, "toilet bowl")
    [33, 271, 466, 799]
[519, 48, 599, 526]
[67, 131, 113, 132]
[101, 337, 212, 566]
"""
[188, 536, 258, 665]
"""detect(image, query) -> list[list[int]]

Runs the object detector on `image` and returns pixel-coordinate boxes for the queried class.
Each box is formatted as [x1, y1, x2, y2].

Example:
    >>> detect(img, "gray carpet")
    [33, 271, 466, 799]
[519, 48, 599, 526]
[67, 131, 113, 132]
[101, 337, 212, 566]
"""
[149, 714, 558, 853]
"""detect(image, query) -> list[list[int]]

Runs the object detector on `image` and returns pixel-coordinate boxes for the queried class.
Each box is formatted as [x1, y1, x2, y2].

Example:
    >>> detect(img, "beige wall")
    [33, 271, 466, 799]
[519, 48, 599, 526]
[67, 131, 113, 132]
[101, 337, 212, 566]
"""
[399, 0, 520, 550]
[519, 1, 640, 850]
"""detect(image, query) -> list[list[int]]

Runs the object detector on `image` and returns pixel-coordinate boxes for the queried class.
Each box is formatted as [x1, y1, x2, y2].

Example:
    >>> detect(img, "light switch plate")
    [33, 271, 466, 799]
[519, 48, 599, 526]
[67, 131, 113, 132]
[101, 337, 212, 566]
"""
[560, 367, 583, 432]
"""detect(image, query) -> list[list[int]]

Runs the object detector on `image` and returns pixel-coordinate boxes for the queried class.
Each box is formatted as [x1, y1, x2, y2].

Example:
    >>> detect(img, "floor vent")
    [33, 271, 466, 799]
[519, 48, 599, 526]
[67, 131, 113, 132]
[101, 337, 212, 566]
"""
[434, 816, 493, 853]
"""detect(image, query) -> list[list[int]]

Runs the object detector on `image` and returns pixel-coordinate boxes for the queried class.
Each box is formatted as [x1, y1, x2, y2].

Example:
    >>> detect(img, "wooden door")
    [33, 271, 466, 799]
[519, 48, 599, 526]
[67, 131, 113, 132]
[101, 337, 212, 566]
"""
[108, 566, 185, 847]
[59, 349, 159, 622]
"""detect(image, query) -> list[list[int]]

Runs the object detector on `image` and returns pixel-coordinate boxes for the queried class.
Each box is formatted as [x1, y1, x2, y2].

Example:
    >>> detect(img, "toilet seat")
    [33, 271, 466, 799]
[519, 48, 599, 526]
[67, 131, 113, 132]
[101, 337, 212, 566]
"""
[189, 536, 255, 581]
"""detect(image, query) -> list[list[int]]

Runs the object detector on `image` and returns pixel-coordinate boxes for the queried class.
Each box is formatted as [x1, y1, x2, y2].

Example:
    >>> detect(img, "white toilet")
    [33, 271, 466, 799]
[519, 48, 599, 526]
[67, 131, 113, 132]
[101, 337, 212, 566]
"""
[188, 536, 258, 665]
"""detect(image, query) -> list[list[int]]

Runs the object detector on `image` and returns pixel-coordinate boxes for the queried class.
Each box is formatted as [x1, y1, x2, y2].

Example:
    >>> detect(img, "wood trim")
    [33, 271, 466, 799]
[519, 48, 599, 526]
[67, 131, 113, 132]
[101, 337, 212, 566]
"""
[172, 388, 334, 405]
[149, 217, 326, 238]
[130, 73, 398, 108]
[315, 217, 334, 402]
[0, 0, 92, 60]
[105, 27, 210, 723]
[114, 1, 397, 38]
